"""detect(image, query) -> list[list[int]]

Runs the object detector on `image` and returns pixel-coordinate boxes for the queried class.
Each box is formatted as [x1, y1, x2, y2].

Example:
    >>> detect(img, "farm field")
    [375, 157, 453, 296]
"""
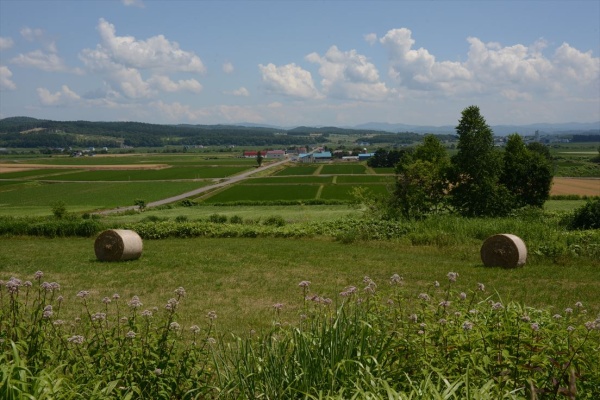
[1, 236, 598, 334]
[552, 177, 599, 196]
[0, 181, 209, 215]
[0, 146, 597, 218]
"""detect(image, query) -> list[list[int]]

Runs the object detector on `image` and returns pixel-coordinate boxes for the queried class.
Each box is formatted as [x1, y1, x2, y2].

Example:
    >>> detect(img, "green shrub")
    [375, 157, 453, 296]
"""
[141, 215, 168, 223]
[263, 215, 286, 227]
[50, 201, 67, 219]
[229, 215, 244, 224]
[175, 215, 189, 223]
[567, 198, 600, 230]
[179, 199, 197, 207]
[207, 214, 228, 224]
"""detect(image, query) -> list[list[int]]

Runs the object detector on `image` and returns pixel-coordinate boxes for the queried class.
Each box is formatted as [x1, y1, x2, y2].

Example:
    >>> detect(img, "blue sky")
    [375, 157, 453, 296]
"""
[1, 0, 598, 127]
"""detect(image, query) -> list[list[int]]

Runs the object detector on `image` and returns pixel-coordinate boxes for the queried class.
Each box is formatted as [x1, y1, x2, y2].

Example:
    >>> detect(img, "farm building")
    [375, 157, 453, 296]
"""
[358, 153, 375, 161]
[313, 151, 332, 161]
[297, 153, 314, 163]
[243, 151, 259, 158]
[265, 150, 286, 159]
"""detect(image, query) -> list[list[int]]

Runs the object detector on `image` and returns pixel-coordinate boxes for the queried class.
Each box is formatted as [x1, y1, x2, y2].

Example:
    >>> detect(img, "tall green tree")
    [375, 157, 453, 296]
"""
[449, 106, 511, 217]
[256, 151, 263, 167]
[500, 134, 553, 208]
[394, 135, 450, 219]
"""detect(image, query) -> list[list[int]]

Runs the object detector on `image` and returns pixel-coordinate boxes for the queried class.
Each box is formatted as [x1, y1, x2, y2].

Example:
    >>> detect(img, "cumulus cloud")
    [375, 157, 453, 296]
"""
[37, 85, 81, 106]
[0, 66, 17, 90]
[380, 28, 470, 91]
[11, 27, 81, 73]
[78, 19, 206, 100]
[364, 33, 378, 45]
[379, 27, 599, 99]
[11, 50, 73, 73]
[224, 87, 250, 97]
[20, 27, 44, 42]
[148, 75, 203, 93]
[20, 27, 57, 52]
[259, 63, 321, 99]
[306, 45, 391, 101]
[222, 62, 234, 74]
[122, 0, 145, 7]
[0, 37, 14, 51]
[93, 18, 205, 72]
[151, 100, 210, 121]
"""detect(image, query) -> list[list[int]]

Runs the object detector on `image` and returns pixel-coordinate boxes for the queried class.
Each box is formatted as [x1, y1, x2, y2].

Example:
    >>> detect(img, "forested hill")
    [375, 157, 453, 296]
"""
[0, 117, 400, 148]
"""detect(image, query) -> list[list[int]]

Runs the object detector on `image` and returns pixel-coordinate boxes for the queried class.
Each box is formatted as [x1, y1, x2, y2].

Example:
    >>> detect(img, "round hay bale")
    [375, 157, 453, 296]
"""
[480, 234, 527, 268]
[95, 229, 143, 262]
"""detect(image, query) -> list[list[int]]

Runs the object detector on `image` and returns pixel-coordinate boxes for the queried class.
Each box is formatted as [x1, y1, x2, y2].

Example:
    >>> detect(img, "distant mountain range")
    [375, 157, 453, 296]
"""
[237, 121, 600, 136]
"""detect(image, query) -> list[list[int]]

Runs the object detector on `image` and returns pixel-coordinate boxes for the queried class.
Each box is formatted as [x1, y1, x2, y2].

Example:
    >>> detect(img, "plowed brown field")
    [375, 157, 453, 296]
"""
[552, 178, 599, 196]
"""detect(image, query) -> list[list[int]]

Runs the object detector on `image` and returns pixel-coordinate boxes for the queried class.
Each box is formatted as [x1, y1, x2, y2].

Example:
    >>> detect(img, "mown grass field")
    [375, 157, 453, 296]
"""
[1, 236, 598, 335]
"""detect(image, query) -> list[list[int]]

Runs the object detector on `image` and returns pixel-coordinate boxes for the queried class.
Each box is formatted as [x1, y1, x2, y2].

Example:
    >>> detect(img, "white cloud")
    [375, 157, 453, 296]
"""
[552, 42, 599, 83]
[379, 27, 599, 100]
[0, 66, 16, 90]
[94, 18, 205, 73]
[20, 27, 57, 52]
[224, 87, 250, 97]
[11, 50, 73, 73]
[259, 63, 321, 99]
[151, 100, 210, 121]
[364, 33, 377, 46]
[122, 0, 145, 8]
[222, 62, 234, 74]
[20, 27, 44, 42]
[0, 37, 14, 51]
[306, 45, 391, 101]
[78, 19, 207, 100]
[380, 28, 470, 91]
[148, 75, 203, 93]
[37, 85, 81, 106]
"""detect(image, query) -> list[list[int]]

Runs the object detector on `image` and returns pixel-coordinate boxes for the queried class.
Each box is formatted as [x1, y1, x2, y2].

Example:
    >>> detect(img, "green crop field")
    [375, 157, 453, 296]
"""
[320, 184, 389, 200]
[335, 175, 394, 183]
[247, 176, 333, 184]
[0, 168, 84, 179]
[372, 167, 395, 174]
[275, 165, 319, 176]
[0, 181, 208, 213]
[40, 166, 250, 181]
[203, 184, 321, 203]
[320, 164, 367, 175]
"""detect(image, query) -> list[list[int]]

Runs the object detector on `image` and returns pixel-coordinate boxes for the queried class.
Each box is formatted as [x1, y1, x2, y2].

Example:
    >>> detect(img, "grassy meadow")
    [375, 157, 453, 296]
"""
[1, 235, 599, 335]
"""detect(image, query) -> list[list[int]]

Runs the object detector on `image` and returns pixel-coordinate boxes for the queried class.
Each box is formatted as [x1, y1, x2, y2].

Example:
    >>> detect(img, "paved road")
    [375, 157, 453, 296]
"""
[96, 157, 291, 215]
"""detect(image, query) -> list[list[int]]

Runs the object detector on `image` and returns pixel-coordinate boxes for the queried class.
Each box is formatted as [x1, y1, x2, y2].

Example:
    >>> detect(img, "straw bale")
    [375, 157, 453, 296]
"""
[480, 234, 527, 268]
[94, 229, 143, 262]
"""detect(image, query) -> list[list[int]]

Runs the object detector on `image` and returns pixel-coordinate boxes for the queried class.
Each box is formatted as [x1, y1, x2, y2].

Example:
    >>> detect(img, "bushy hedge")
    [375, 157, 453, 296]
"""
[0, 216, 102, 238]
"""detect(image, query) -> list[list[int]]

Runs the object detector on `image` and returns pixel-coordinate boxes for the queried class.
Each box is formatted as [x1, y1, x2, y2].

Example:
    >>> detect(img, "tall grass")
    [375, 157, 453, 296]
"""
[2, 272, 598, 398]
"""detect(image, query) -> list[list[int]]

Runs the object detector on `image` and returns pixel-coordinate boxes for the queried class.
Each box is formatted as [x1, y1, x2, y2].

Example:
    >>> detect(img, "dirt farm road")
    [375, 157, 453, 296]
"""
[96, 157, 291, 215]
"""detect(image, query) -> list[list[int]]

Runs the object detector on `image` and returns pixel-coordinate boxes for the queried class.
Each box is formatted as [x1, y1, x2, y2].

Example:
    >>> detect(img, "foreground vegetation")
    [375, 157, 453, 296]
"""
[1, 268, 599, 399]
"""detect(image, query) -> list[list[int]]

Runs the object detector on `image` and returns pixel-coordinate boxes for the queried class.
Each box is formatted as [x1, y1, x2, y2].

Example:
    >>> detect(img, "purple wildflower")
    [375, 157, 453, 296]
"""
[447, 272, 459, 282]
[67, 335, 85, 345]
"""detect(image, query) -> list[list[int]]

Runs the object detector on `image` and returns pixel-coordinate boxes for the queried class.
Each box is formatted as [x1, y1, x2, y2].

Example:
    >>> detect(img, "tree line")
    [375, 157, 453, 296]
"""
[366, 106, 554, 219]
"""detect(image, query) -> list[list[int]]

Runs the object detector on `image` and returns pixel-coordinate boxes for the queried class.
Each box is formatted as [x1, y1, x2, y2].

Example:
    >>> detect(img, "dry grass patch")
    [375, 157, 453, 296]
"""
[552, 177, 599, 196]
